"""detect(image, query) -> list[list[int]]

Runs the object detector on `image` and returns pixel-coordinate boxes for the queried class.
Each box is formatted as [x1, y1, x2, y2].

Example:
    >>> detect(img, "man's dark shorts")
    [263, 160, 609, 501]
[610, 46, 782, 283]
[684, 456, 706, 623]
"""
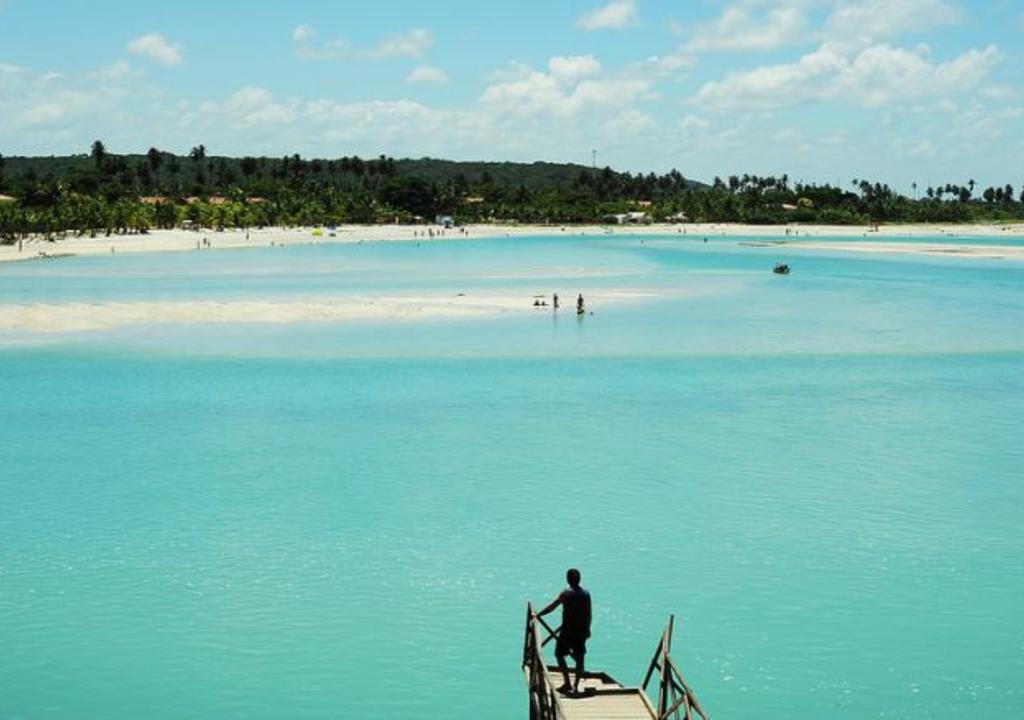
[556, 631, 587, 658]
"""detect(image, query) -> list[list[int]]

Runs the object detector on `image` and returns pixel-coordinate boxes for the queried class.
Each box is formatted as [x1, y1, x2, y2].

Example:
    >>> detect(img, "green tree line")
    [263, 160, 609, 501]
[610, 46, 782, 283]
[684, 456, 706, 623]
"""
[1, 143, 1022, 243]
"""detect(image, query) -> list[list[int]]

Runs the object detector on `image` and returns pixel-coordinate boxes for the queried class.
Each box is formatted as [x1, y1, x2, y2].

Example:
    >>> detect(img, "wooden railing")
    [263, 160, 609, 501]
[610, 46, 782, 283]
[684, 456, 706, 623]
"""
[523, 604, 709, 720]
[641, 616, 710, 720]
[523, 603, 562, 720]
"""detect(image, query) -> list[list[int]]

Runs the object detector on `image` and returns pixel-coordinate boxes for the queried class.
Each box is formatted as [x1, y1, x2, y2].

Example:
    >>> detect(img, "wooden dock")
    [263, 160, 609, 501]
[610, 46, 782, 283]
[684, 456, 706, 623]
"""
[523, 604, 709, 720]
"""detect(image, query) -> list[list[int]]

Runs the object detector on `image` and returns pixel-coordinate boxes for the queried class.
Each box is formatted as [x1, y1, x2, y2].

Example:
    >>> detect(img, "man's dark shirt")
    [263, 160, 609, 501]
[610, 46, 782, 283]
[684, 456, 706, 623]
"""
[560, 586, 592, 639]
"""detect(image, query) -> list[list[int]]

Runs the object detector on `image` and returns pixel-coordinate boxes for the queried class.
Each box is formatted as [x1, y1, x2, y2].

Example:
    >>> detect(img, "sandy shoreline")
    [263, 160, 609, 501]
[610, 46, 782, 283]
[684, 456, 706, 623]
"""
[0, 290, 656, 334]
[782, 240, 1024, 260]
[1, 222, 1023, 266]
[2, 222, 1021, 335]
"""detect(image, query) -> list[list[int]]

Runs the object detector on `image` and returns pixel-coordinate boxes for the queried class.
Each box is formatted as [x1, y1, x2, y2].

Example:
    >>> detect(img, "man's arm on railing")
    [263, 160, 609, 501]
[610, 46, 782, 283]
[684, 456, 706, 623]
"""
[535, 592, 565, 618]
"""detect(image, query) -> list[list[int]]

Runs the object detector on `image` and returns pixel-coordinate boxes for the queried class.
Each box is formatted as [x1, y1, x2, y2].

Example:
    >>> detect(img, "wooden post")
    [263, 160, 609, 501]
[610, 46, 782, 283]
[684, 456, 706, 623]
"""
[659, 616, 674, 717]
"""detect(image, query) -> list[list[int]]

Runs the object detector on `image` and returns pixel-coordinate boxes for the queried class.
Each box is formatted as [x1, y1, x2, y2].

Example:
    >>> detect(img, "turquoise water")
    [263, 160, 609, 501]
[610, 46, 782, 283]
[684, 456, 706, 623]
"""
[2, 235, 1023, 718]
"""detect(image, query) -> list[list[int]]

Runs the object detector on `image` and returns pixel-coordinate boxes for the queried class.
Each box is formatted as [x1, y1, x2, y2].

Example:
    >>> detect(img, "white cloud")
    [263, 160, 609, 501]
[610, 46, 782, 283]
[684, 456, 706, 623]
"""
[575, 0, 639, 31]
[0, 60, 141, 139]
[293, 26, 434, 62]
[481, 57, 653, 118]
[548, 55, 602, 82]
[370, 28, 434, 60]
[946, 101, 1024, 144]
[606, 108, 654, 134]
[295, 37, 350, 61]
[90, 60, 134, 83]
[686, 4, 808, 53]
[292, 24, 315, 44]
[217, 86, 298, 127]
[891, 137, 937, 158]
[694, 44, 1001, 111]
[695, 47, 845, 111]
[680, 114, 710, 134]
[644, 52, 695, 74]
[978, 85, 1017, 101]
[405, 65, 449, 84]
[485, 61, 533, 84]
[126, 33, 183, 66]
[823, 0, 960, 50]
[292, 25, 350, 60]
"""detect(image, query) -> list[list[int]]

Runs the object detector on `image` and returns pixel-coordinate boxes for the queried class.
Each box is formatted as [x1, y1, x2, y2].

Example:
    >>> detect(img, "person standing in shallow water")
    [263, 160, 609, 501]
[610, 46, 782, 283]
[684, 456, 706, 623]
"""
[576, 294, 585, 315]
[535, 568, 592, 695]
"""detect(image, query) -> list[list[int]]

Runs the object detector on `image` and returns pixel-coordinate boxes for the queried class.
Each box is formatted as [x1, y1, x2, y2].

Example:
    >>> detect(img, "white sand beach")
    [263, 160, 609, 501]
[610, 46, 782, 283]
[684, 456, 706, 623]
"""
[782, 240, 1024, 260]
[0, 290, 655, 334]
[3, 222, 1022, 335]
[2, 222, 1024, 266]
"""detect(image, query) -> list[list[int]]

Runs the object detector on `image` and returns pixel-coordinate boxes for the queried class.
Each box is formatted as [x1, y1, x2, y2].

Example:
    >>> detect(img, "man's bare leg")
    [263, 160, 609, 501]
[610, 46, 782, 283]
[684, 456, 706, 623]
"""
[556, 652, 572, 692]
[574, 653, 585, 693]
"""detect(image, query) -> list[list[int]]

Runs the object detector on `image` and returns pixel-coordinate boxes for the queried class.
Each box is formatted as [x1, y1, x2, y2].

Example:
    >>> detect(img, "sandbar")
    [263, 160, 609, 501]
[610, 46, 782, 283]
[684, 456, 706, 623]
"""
[2, 222, 1023, 266]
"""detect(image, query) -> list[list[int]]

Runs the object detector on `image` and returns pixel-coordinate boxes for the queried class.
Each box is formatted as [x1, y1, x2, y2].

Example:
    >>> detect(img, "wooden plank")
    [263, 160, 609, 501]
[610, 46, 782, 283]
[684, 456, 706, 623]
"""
[555, 689, 656, 720]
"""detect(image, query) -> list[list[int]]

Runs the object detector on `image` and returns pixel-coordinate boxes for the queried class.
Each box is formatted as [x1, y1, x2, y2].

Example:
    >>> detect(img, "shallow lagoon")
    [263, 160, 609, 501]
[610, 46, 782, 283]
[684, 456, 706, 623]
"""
[2, 234, 1022, 718]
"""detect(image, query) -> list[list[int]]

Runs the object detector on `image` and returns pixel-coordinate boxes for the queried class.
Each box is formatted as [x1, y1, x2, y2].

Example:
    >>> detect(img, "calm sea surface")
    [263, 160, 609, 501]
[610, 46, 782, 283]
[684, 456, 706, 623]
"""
[2, 234, 1022, 718]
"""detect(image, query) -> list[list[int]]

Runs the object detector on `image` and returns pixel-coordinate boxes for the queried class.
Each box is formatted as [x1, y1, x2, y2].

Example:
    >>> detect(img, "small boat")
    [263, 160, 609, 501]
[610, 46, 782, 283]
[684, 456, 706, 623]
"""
[773, 263, 791, 275]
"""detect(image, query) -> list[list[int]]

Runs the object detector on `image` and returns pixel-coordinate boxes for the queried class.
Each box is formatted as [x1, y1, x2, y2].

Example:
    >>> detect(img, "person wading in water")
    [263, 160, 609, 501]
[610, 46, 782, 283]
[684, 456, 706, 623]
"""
[535, 568, 592, 695]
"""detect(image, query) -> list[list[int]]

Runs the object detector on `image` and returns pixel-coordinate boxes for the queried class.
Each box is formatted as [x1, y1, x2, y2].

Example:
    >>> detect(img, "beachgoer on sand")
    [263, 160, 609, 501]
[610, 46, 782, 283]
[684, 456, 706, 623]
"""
[535, 568, 592, 695]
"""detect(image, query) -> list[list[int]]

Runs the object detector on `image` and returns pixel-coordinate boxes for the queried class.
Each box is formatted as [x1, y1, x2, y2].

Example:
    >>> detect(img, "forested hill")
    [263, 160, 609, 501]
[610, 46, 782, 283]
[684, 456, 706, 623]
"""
[0, 149, 703, 199]
[1, 143, 1022, 240]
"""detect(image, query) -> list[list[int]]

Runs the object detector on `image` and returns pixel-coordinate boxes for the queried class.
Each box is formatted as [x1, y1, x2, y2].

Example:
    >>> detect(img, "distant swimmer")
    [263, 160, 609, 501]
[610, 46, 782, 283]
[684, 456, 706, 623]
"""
[535, 568, 592, 696]
[576, 294, 585, 315]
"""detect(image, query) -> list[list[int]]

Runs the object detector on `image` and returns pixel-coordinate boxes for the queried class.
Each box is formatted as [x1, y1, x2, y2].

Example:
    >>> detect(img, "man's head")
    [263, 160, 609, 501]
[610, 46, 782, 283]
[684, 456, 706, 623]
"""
[566, 568, 581, 588]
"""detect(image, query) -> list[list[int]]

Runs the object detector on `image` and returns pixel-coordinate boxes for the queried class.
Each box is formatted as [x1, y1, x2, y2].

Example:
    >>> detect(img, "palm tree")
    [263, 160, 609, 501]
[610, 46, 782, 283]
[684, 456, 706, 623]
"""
[146, 147, 163, 173]
[190, 145, 206, 162]
[91, 140, 107, 169]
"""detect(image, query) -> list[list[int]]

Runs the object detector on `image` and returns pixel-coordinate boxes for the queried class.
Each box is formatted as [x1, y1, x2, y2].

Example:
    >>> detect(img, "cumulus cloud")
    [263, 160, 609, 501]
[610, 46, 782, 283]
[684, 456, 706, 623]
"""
[680, 114, 710, 134]
[292, 24, 315, 44]
[891, 137, 937, 158]
[292, 25, 350, 61]
[605, 108, 654, 134]
[0, 61, 137, 142]
[694, 47, 845, 111]
[548, 55, 602, 82]
[175, 86, 497, 159]
[694, 44, 1001, 111]
[405, 65, 449, 84]
[823, 0, 960, 50]
[371, 28, 434, 60]
[575, 0, 639, 31]
[686, 4, 808, 53]
[126, 33, 183, 66]
[481, 56, 652, 118]
[215, 86, 298, 127]
[293, 25, 434, 62]
[89, 59, 135, 83]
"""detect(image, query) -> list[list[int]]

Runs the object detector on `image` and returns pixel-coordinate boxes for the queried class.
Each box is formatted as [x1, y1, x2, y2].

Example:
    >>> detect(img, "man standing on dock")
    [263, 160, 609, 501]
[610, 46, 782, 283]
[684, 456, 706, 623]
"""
[535, 568, 592, 695]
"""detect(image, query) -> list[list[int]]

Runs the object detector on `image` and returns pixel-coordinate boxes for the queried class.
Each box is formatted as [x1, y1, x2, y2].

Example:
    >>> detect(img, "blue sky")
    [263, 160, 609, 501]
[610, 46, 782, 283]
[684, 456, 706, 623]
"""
[1, 0, 1022, 189]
